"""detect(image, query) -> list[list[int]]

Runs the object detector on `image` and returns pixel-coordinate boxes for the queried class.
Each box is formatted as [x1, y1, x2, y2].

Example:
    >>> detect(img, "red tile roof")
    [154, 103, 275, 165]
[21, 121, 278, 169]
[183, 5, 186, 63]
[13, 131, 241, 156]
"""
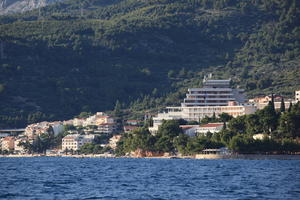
[200, 123, 224, 128]
[179, 125, 199, 129]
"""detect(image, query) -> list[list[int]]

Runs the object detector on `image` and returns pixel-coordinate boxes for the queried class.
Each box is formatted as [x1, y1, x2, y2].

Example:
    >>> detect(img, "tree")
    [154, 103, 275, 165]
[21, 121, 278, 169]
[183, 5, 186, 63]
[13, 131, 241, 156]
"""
[245, 114, 263, 135]
[280, 97, 286, 112]
[78, 112, 92, 118]
[278, 102, 300, 138]
[259, 102, 278, 134]
[157, 120, 182, 138]
[174, 134, 190, 155]
[288, 102, 293, 112]
[19, 141, 33, 154]
[219, 113, 233, 123]
[228, 116, 246, 134]
[80, 143, 94, 154]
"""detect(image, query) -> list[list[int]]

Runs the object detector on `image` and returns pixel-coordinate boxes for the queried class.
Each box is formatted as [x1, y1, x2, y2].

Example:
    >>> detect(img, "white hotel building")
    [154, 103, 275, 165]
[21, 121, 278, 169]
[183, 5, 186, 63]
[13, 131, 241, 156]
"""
[149, 75, 257, 133]
[62, 134, 95, 151]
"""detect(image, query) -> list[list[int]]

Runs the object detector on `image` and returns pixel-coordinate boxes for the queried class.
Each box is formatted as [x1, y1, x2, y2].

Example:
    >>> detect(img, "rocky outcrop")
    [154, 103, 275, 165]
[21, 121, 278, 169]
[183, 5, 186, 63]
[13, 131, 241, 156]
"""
[0, 0, 65, 15]
[133, 149, 165, 158]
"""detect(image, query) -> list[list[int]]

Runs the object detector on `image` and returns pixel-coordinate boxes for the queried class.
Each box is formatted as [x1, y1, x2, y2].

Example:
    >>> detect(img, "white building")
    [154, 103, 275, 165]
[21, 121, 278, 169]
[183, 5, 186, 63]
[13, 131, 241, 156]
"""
[61, 134, 95, 151]
[180, 125, 199, 137]
[83, 113, 114, 127]
[249, 95, 293, 110]
[182, 75, 245, 107]
[296, 90, 300, 102]
[108, 135, 122, 149]
[73, 118, 85, 127]
[149, 75, 257, 133]
[97, 123, 116, 134]
[252, 133, 270, 140]
[25, 121, 64, 137]
[197, 123, 224, 136]
[1, 136, 15, 151]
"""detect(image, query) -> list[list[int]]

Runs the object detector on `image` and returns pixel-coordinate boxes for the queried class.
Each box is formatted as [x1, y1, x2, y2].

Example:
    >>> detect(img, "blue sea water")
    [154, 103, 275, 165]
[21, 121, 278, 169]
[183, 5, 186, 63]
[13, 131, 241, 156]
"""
[0, 158, 300, 200]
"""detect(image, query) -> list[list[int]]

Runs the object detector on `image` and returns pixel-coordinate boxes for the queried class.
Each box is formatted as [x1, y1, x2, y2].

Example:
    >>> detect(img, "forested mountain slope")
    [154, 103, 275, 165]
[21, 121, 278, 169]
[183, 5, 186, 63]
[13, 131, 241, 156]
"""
[0, 0, 299, 128]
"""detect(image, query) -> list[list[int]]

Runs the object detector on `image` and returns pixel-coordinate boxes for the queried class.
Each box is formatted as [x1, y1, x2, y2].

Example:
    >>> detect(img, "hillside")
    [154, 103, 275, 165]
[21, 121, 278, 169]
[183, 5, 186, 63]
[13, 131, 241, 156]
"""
[0, 0, 299, 128]
[0, 0, 65, 15]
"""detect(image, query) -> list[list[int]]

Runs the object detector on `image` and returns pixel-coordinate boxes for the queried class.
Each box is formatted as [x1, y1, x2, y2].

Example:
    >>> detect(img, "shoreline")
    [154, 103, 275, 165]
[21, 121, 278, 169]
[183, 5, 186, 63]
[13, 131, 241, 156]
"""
[1, 154, 300, 160]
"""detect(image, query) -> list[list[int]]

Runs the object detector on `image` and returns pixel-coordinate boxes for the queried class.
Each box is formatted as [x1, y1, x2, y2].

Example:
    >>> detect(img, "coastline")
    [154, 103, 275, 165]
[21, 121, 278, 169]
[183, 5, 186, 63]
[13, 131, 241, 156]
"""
[1, 154, 300, 160]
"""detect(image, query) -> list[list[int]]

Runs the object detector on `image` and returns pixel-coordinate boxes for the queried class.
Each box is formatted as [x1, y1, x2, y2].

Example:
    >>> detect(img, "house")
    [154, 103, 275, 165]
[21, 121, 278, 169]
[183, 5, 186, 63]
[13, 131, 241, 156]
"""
[24, 121, 64, 137]
[97, 123, 116, 134]
[73, 118, 85, 127]
[63, 120, 74, 126]
[83, 112, 114, 127]
[61, 134, 95, 151]
[1, 136, 15, 151]
[249, 95, 294, 110]
[108, 135, 122, 149]
[179, 125, 199, 137]
[197, 123, 224, 136]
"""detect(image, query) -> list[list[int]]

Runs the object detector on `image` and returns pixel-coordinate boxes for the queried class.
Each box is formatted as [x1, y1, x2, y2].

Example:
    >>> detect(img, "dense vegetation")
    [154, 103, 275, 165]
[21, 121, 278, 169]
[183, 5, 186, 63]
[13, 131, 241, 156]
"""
[0, 0, 300, 128]
[116, 101, 300, 155]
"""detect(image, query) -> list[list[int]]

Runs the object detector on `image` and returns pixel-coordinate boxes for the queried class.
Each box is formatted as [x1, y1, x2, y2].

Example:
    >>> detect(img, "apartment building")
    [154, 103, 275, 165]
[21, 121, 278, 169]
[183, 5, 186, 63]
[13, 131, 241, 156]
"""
[1, 136, 15, 151]
[61, 134, 95, 151]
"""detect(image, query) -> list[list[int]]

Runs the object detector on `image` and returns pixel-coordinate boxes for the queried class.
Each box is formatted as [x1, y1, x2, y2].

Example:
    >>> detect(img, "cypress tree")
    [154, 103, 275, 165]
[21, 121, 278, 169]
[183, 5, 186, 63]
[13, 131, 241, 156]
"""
[280, 97, 285, 112]
[270, 93, 275, 112]
[288, 102, 293, 112]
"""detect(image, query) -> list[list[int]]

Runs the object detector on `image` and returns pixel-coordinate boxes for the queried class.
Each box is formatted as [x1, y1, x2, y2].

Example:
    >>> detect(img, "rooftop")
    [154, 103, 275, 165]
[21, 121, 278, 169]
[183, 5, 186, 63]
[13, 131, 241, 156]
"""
[200, 123, 224, 128]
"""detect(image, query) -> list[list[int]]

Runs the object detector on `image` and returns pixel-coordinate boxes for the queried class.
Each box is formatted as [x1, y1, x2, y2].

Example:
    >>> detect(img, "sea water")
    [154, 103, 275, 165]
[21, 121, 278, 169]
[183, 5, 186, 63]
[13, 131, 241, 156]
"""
[0, 157, 300, 199]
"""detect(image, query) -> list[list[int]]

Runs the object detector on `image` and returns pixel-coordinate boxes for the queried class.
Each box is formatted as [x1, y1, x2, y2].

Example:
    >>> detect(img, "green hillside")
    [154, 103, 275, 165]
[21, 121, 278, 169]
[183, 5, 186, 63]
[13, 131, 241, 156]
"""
[0, 0, 299, 128]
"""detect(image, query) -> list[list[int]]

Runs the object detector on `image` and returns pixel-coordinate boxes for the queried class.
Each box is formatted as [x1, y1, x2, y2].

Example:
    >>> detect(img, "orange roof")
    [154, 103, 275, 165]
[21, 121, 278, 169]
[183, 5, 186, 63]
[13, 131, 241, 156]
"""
[98, 116, 110, 118]
[200, 123, 224, 128]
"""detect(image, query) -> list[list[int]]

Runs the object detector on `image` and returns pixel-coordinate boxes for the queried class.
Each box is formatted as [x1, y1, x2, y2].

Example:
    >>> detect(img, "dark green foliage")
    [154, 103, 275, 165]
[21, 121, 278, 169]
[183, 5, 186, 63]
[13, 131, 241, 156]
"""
[0, 0, 299, 127]
[79, 143, 112, 154]
[229, 134, 300, 154]
[278, 102, 300, 138]
[118, 119, 224, 155]
[280, 98, 286, 112]
[225, 102, 300, 153]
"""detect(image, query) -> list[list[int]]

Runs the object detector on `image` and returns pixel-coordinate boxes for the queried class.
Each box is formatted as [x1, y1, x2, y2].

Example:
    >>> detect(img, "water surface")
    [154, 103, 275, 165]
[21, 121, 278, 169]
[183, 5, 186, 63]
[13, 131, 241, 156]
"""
[0, 157, 300, 199]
